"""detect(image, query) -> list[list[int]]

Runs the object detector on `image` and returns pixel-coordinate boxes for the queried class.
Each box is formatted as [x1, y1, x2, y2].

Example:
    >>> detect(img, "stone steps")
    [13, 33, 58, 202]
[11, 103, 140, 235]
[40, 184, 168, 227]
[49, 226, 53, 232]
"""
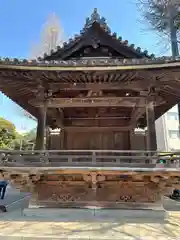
[23, 207, 167, 222]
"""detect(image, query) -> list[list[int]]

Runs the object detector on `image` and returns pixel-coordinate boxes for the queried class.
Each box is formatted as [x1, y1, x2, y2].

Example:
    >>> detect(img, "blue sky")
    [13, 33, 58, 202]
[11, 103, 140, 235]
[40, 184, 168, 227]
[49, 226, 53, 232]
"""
[0, 0, 169, 132]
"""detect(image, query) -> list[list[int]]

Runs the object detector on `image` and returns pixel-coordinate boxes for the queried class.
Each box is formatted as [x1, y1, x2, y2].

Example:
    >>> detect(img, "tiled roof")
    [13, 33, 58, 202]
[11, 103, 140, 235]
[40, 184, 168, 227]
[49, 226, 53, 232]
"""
[42, 8, 155, 60]
[0, 56, 179, 67]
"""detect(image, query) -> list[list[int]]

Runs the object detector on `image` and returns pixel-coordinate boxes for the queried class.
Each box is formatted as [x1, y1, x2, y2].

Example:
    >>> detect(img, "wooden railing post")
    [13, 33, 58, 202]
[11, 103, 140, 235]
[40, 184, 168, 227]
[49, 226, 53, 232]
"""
[68, 155, 72, 163]
[92, 151, 96, 164]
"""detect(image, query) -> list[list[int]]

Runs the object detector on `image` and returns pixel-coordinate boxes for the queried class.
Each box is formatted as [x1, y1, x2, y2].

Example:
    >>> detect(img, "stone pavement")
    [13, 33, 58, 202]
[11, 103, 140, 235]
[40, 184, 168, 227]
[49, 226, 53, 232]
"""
[0, 186, 31, 213]
[0, 208, 179, 239]
[163, 196, 180, 211]
[0, 190, 179, 239]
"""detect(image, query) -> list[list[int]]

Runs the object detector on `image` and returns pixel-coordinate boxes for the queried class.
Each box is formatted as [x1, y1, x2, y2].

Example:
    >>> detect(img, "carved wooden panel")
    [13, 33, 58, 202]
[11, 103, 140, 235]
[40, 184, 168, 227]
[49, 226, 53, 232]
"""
[97, 182, 162, 203]
[34, 181, 162, 204]
[35, 182, 92, 202]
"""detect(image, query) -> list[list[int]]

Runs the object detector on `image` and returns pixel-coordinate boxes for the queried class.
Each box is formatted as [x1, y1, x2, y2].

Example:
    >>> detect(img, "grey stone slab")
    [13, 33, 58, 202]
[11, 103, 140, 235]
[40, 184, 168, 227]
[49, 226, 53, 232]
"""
[0, 192, 31, 213]
[94, 208, 167, 221]
[23, 208, 95, 220]
[0, 192, 27, 205]
[163, 196, 180, 211]
[23, 207, 167, 223]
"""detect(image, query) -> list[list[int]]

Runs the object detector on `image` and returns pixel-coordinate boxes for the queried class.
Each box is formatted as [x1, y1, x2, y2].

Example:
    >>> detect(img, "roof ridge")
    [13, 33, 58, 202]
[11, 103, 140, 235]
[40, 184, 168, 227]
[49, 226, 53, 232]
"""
[42, 8, 155, 60]
[83, 8, 111, 33]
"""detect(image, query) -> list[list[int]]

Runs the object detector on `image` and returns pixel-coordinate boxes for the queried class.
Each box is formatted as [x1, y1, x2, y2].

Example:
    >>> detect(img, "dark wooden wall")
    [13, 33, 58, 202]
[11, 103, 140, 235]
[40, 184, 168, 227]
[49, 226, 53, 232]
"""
[48, 134, 61, 150]
[62, 130, 130, 150]
[47, 130, 147, 151]
[130, 131, 147, 150]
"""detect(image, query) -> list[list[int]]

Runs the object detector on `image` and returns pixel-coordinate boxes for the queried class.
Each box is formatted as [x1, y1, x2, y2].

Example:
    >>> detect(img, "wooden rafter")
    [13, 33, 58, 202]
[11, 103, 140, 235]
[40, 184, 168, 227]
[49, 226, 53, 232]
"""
[1, 63, 180, 127]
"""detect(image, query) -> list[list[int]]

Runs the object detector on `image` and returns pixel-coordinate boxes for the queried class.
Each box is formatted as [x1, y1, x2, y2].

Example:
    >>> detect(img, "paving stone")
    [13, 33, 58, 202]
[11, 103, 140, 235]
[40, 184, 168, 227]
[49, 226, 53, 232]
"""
[0, 194, 179, 239]
[0, 208, 179, 239]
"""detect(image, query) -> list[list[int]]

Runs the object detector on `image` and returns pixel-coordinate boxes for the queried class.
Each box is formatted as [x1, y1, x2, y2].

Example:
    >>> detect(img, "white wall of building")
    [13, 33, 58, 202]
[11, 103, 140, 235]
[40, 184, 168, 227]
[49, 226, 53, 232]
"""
[156, 105, 180, 151]
[156, 116, 167, 151]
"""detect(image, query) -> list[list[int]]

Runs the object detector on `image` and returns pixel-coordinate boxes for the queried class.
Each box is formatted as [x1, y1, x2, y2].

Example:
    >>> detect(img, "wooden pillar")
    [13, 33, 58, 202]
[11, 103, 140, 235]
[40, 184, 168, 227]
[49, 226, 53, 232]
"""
[46, 127, 51, 150]
[130, 129, 134, 150]
[35, 106, 47, 150]
[60, 128, 65, 149]
[57, 108, 64, 150]
[146, 101, 157, 151]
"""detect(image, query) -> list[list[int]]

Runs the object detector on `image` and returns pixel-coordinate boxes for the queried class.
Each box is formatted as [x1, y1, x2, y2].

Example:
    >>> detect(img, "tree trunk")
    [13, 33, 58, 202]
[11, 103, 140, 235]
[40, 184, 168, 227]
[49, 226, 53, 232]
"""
[170, 24, 179, 58]
[169, 5, 179, 59]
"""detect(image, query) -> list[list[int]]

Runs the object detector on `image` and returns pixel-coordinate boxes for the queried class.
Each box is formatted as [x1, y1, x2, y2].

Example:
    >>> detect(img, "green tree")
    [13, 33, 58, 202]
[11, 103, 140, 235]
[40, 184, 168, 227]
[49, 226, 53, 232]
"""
[20, 128, 36, 150]
[0, 117, 16, 149]
[0, 118, 37, 150]
[23, 128, 36, 142]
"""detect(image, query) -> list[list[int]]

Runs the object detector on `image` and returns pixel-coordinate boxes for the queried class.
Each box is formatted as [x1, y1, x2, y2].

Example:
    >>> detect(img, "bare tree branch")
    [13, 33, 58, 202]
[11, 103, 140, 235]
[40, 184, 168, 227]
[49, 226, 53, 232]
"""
[136, 0, 180, 57]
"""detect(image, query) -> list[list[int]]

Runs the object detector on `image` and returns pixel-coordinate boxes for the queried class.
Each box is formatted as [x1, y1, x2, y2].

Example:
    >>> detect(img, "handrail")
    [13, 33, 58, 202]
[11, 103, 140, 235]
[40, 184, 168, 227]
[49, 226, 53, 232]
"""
[0, 149, 179, 169]
[0, 149, 167, 153]
[0, 150, 179, 157]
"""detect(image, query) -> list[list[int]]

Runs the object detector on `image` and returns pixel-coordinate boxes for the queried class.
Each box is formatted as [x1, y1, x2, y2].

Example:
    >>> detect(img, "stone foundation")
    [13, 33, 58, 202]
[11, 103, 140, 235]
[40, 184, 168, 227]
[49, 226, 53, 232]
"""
[1, 169, 180, 208]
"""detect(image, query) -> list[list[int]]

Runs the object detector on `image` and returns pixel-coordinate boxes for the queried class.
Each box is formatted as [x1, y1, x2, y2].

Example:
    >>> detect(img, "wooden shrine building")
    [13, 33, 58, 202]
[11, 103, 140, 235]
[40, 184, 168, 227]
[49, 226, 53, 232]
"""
[1, 8, 180, 208]
[1, 9, 180, 152]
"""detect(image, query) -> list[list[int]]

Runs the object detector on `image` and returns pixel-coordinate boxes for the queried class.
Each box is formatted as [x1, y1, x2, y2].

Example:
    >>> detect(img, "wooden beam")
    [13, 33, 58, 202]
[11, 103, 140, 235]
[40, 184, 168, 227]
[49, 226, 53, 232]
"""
[30, 97, 148, 108]
[30, 95, 165, 108]
[0, 80, 148, 92]
[38, 82, 149, 91]
[64, 118, 129, 127]
[64, 126, 131, 132]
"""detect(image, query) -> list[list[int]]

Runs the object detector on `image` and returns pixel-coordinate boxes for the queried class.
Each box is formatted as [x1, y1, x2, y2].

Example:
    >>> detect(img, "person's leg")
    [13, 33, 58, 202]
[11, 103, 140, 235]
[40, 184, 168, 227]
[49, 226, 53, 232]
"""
[1, 186, 7, 199]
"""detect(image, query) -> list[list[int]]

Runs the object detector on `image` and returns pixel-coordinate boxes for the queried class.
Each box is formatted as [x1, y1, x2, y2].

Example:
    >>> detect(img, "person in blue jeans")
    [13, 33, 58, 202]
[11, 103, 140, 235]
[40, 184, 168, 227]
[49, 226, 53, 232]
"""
[0, 181, 8, 200]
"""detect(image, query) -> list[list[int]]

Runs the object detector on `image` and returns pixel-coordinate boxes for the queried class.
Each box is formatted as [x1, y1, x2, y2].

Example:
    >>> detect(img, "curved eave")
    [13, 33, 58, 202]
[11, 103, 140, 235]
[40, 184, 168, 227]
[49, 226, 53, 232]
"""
[0, 61, 180, 71]
[0, 89, 39, 119]
[1, 61, 180, 125]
